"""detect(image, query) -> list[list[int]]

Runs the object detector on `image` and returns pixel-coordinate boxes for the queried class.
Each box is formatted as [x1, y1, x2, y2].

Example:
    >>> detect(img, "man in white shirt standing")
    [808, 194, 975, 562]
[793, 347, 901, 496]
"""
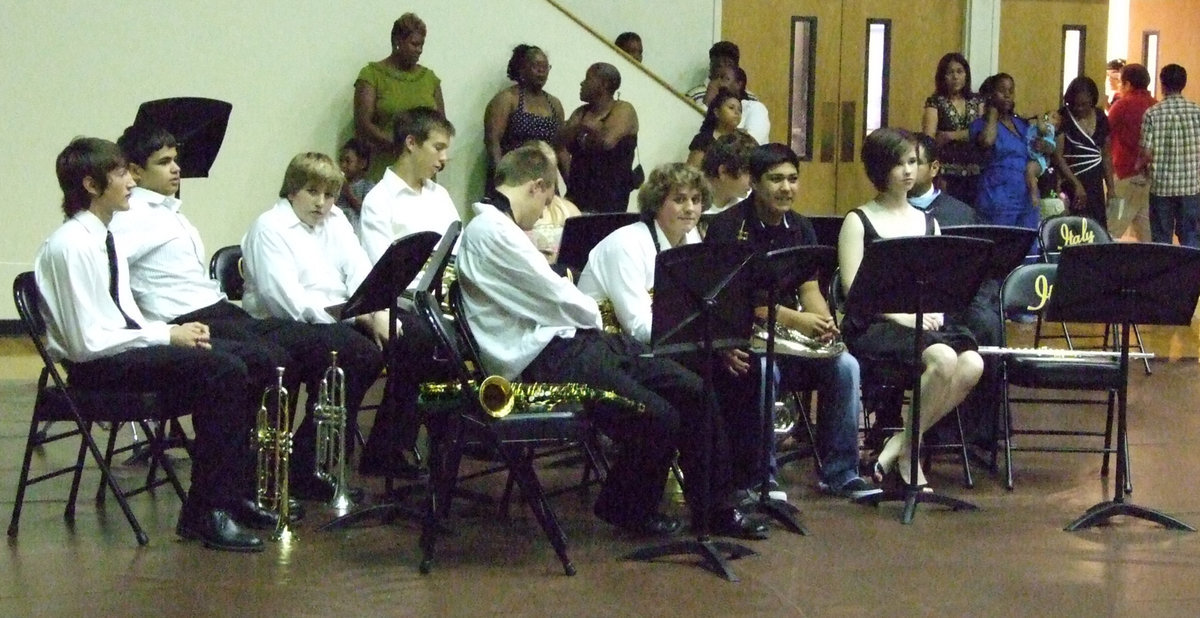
[36, 137, 264, 551]
[241, 152, 386, 484]
[357, 107, 459, 478]
[457, 145, 769, 540]
[110, 125, 366, 503]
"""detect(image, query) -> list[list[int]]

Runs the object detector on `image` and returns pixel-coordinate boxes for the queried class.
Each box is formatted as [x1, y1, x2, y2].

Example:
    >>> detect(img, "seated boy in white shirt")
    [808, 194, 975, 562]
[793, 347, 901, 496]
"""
[35, 137, 265, 552]
[240, 152, 386, 485]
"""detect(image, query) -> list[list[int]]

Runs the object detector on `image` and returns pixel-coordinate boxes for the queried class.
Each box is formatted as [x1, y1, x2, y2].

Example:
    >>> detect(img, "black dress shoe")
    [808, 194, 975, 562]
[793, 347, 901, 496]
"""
[225, 498, 279, 530]
[225, 498, 306, 529]
[595, 506, 682, 537]
[704, 507, 771, 541]
[176, 507, 264, 552]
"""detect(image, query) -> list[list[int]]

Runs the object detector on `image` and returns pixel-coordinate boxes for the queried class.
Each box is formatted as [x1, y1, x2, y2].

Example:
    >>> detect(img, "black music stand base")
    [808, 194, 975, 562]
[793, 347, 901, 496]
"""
[1066, 500, 1195, 532]
[856, 486, 978, 525]
[625, 538, 757, 582]
[747, 495, 807, 535]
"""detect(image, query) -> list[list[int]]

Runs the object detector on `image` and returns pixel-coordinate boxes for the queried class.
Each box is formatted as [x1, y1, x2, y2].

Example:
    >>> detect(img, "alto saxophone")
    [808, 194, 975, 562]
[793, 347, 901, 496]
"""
[254, 367, 293, 541]
[420, 375, 646, 418]
[314, 351, 353, 511]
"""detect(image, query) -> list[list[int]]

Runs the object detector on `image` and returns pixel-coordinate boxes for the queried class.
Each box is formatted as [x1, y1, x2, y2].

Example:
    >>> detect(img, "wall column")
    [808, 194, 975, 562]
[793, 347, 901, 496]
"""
[964, 0, 1001, 89]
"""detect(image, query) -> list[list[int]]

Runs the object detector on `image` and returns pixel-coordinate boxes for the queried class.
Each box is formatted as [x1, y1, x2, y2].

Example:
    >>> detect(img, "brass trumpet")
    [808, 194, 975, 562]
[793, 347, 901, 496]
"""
[421, 375, 647, 418]
[314, 351, 353, 510]
[254, 367, 293, 541]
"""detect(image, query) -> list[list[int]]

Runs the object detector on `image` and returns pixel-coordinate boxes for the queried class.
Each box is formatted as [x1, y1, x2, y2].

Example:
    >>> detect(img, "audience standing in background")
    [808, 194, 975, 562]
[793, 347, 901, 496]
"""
[686, 41, 758, 106]
[483, 44, 565, 192]
[336, 138, 374, 238]
[1107, 63, 1155, 241]
[1106, 58, 1126, 107]
[922, 52, 984, 207]
[560, 63, 639, 213]
[733, 67, 770, 144]
[1137, 64, 1200, 247]
[615, 32, 643, 62]
[1053, 76, 1116, 229]
[354, 13, 445, 181]
[686, 89, 742, 167]
[970, 73, 1040, 228]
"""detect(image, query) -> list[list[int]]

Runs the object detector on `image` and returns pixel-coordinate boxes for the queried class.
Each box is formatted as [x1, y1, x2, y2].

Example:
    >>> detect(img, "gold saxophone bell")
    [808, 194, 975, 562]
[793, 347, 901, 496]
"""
[254, 367, 293, 541]
[478, 375, 514, 417]
[314, 351, 353, 511]
[420, 376, 646, 418]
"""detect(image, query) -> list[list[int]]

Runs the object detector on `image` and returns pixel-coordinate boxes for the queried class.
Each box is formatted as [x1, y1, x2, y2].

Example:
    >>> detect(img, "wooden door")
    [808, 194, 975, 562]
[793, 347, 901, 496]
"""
[724, 0, 964, 215]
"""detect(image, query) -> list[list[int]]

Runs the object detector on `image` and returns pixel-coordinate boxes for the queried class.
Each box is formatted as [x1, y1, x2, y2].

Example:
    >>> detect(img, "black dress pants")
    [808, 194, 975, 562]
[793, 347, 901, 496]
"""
[173, 301, 383, 476]
[522, 330, 732, 520]
[67, 345, 251, 509]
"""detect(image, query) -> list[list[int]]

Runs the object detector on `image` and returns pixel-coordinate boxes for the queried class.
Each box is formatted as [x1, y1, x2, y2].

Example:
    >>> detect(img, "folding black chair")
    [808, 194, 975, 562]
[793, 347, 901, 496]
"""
[1036, 215, 1151, 374]
[997, 263, 1129, 491]
[9, 272, 189, 546]
[208, 245, 244, 301]
[418, 288, 602, 576]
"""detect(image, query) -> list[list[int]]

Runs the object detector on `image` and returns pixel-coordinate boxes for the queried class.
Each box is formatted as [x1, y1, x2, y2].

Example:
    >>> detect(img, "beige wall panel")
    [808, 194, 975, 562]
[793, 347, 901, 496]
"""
[999, 0, 1109, 116]
[1128, 0, 1200, 89]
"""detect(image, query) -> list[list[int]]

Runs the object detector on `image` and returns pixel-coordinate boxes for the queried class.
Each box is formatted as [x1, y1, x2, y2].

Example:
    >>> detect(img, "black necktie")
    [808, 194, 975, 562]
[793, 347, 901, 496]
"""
[105, 231, 141, 330]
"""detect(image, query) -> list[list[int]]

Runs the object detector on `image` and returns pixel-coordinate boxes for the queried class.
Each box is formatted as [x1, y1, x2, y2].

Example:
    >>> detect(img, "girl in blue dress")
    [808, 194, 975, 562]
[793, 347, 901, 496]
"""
[969, 73, 1044, 228]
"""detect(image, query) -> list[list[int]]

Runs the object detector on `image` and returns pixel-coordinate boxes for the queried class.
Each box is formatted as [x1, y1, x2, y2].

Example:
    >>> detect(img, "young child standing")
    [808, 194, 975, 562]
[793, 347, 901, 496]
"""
[337, 138, 374, 238]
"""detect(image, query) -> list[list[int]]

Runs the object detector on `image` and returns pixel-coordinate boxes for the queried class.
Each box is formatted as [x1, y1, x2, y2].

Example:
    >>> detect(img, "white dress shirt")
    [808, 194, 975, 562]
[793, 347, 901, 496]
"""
[739, 99, 771, 145]
[241, 199, 372, 323]
[360, 167, 460, 264]
[34, 211, 172, 363]
[456, 202, 602, 380]
[108, 187, 225, 322]
[576, 220, 700, 344]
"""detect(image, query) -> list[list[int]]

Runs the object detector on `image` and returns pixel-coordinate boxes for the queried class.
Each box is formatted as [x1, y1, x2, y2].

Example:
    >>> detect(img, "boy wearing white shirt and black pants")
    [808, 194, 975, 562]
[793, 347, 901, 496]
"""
[357, 108, 459, 478]
[36, 137, 264, 551]
[240, 152, 385, 483]
[110, 125, 371, 503]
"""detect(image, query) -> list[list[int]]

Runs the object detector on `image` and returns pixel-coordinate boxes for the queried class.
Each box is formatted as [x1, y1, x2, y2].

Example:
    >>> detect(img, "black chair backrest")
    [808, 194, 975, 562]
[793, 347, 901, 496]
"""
[1038, 215, 1110, 263]
[1000, 263, 1058, 322]
[414, 289, 475, 394]
[808, 215, 845, 248]
[13, 272, 73, 395]
[209, 245, 244, 300]
[557, 212, 639, 274]
[447, 281, 486, 383]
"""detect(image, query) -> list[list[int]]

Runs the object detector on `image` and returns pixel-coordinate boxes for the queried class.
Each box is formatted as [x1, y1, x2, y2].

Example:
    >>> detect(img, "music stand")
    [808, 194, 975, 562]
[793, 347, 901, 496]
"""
[624, 242, 758, 582]
[134, 98, 232, 180]
[748, 245, 837, 534]
[557, 212, 639, 274]
[940, 225, 1037, 282]
[319, 230, 444, 531]
[1050, 243, 1200, 531]
[848, 236, 992, 524]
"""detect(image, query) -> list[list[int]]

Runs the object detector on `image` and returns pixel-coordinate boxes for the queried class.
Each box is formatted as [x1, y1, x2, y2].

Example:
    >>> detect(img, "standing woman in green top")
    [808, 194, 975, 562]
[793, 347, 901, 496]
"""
[354, 13, 446, 181]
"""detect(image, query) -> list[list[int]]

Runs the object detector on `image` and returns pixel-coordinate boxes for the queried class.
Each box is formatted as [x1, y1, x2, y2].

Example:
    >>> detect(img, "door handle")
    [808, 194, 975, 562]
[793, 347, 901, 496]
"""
[819, 101, 837, 163]
[840, 101, 856, 163]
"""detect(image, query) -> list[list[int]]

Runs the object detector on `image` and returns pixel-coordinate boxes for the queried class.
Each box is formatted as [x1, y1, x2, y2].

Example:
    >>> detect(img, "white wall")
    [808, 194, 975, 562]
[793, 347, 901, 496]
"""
[0, 0, 704, 320]
[554, 0, 718, 92]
